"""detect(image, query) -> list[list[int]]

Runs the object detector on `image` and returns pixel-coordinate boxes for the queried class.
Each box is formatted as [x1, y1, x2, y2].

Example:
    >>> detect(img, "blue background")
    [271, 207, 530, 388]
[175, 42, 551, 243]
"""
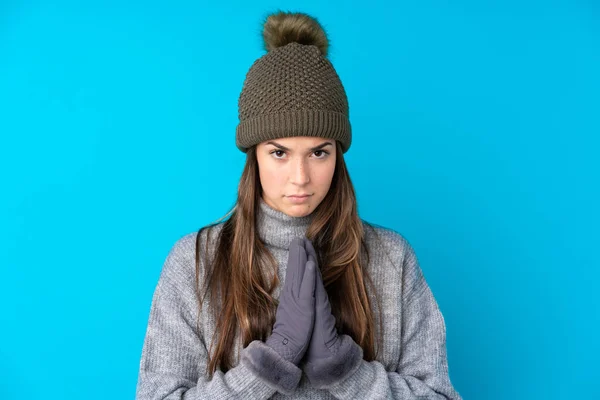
[1, 1, 598, 398]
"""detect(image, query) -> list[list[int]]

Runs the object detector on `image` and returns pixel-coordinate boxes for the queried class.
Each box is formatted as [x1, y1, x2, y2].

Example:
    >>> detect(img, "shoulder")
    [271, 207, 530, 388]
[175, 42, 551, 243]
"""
[159, 223, 226, 286]
[168, 223, 226, 258]
[360, 219, 416, 268]
[361, 220, 427, 303]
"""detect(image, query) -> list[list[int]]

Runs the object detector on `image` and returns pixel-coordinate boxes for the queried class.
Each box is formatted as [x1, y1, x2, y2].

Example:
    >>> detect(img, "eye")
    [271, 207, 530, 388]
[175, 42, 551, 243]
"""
[270, 150, 286, 159]
[313, 150, 330, 159]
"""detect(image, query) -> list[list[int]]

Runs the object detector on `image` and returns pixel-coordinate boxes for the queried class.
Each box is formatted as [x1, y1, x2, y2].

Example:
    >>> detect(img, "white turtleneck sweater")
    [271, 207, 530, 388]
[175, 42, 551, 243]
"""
[135, 198, 462, 399]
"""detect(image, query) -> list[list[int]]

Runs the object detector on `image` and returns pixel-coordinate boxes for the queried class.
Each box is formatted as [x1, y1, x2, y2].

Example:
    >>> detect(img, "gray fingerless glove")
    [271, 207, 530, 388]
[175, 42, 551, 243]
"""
[240, 237, 316, 394]
[301, 238, 363, 389]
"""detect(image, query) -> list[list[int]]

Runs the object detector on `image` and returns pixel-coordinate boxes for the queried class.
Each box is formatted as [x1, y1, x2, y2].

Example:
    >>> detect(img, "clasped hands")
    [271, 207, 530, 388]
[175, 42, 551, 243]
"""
[265, 237, 362, 388]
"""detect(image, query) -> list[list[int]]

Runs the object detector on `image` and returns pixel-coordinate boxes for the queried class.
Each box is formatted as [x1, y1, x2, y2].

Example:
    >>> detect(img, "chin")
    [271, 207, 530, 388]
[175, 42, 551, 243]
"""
[284, 203, 315, 217]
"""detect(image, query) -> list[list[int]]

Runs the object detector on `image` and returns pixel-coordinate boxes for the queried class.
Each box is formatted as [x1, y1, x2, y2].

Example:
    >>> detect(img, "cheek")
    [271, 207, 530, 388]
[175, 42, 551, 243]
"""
[315, 161, 336, 184]
[259, 163, 287, 189]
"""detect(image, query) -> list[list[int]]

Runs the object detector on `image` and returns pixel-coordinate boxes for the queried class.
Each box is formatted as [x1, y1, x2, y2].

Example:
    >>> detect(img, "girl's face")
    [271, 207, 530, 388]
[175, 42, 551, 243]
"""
[256, 136, 337, 218]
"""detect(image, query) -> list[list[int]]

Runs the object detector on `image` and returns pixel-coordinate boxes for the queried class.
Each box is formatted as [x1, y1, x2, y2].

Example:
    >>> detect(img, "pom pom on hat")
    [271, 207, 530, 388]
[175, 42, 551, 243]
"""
[262, 11, 329, 56]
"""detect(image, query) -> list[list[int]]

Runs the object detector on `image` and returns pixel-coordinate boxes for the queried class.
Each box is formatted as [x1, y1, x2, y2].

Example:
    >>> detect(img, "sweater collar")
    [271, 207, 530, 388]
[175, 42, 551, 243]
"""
[257, 197, 313, 250]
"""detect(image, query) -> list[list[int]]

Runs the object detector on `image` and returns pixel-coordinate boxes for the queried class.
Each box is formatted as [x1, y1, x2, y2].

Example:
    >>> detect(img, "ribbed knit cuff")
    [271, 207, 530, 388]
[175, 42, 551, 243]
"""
[235, 109, 351, 153]
[240, 340, 302, 394]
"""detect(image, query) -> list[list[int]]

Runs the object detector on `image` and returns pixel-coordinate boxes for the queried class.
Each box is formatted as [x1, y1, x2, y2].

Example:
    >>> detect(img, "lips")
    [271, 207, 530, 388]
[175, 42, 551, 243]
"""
[287, 194, 311, 203]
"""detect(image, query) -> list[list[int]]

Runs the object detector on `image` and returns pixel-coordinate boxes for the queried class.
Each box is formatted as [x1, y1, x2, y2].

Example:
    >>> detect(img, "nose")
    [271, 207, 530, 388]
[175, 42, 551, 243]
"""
[290, 157, 310, 185]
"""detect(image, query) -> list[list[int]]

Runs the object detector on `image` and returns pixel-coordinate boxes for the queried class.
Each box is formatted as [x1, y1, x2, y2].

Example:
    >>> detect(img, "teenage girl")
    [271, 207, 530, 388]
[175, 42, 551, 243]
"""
[136, 10, 462, 399]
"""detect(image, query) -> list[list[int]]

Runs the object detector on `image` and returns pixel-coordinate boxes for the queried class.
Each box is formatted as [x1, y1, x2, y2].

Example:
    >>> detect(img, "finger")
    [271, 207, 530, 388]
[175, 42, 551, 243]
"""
[315, 263, 335, 319]
[314, 265, 338, 347]
[299, 256, 317, 300]
[303, 238, 318, 263]
[314, 260, 326, 305]
[292, 241, 308, 298]
[284, 237, 304, 295]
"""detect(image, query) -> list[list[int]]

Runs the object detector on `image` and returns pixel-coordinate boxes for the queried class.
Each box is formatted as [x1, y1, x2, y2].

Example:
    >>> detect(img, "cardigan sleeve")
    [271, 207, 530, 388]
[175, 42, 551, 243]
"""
[135, 233, 282, 400]
[323, 238, 463, 399]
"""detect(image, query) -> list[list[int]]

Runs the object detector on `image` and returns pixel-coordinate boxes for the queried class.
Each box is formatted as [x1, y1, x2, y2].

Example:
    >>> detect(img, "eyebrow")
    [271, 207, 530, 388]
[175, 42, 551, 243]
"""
[265, 141, 333, 152]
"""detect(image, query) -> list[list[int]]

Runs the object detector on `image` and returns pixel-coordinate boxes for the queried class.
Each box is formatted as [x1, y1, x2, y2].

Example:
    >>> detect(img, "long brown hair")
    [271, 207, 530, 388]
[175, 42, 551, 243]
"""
[195, 141, 382, 378]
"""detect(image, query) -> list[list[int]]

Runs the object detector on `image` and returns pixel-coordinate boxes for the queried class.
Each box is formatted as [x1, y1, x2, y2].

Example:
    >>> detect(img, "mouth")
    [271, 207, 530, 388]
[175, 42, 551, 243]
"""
[287, 194, 312, 203]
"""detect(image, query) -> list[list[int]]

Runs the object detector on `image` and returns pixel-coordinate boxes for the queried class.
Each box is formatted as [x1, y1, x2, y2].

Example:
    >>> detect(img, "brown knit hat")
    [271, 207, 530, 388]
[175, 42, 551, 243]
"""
[235, 11, 352, 153]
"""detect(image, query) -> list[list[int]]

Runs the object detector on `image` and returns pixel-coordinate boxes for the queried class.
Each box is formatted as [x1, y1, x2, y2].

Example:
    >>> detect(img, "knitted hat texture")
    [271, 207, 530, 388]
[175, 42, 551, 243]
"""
[235, 12, 352, 153]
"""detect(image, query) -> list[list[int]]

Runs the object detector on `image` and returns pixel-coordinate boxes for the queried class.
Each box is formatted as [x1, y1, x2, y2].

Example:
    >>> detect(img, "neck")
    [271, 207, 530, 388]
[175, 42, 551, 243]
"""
[257, 197, 313, 250]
